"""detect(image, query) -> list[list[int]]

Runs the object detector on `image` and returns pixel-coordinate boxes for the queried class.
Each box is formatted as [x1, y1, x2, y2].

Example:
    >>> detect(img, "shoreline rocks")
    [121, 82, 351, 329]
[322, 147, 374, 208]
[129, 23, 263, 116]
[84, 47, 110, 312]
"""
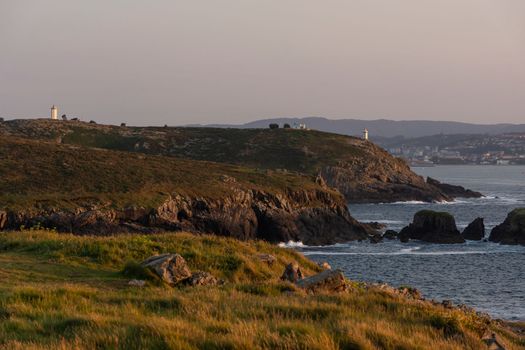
[489, 208, 525, 246]
[0, 189, 374, 246]
[426, 177, 483, 199]
[462, 217, 485, 241]
[398, 210, 465, 244]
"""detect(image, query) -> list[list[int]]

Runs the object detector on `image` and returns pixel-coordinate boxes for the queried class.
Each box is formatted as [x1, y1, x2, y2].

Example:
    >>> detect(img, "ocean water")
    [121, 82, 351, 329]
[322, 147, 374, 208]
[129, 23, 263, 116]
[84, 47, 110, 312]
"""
[294, 165, 525, 320]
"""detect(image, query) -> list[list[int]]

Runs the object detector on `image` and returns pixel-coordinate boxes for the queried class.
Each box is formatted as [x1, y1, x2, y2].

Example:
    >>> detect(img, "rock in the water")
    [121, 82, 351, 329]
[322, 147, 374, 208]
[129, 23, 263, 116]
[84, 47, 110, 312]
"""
[398, 210, 464, 244]
[489, 208, 525, 246]
[296, 269, 347, 293]
[186, 271, 219, 286]
[280, 263, 304, 283]
[462, 217, 485, 240]
[426, 177, 483, 198]
[369, 234, 383, 244]
[318, 262, 332, 270]
[141, 254, 192, 286]
[382, 230, 398, 240]
[257, 254, 277, 266]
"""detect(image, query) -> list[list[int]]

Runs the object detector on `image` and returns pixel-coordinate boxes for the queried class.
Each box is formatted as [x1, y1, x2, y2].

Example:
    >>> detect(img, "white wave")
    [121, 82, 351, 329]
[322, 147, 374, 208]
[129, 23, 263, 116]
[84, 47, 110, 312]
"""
[278, 241, 306, 248]
[399, 246, 421, 253]
[302, 250, 488, 256]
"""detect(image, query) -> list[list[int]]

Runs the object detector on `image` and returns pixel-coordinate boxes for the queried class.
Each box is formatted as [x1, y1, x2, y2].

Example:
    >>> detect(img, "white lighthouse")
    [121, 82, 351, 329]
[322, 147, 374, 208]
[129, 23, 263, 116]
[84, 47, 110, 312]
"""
[363, 128, 369, 140]
[50, 105, 58, 120]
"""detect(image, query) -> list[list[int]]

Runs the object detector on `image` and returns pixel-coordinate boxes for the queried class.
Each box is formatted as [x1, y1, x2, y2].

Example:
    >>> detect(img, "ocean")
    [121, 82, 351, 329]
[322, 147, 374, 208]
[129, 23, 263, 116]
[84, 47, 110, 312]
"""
[291, 165, 525, 320]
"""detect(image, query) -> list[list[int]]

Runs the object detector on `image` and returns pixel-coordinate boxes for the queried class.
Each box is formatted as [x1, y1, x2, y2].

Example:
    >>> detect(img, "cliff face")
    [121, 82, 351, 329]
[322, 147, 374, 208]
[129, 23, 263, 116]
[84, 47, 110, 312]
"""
[0, 119, 481, 203]
[0, 136, 372, 245]
[0, 189, 370, 245]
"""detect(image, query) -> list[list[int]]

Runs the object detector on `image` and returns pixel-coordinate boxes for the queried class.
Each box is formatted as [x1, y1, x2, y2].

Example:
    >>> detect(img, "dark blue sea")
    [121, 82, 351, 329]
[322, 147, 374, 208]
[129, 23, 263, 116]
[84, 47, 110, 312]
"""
[289, 165, 525, 320]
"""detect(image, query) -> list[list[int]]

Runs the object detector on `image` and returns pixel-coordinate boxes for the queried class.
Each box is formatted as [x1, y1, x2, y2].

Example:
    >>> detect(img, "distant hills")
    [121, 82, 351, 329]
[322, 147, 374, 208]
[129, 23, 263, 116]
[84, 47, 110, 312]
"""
[193, 117, 525, 138]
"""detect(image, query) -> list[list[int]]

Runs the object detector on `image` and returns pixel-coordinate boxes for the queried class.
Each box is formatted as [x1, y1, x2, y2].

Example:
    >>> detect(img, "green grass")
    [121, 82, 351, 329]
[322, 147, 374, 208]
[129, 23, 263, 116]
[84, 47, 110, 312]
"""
[0, 231, 523, 349]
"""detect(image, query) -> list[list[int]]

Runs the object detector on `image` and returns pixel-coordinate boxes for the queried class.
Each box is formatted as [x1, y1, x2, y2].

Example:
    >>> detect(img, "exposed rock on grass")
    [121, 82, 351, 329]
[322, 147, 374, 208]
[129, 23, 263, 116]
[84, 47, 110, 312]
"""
[141, 254, 192, 286]
[296, 269, 347, 293]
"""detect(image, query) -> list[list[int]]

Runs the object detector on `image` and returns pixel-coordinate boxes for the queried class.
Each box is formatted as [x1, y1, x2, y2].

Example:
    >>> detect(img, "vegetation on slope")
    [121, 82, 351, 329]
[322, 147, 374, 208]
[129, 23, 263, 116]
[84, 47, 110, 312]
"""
[0, 136, 334, 210]
[1, 231, 523, 349]
[1, 119, 449, 203]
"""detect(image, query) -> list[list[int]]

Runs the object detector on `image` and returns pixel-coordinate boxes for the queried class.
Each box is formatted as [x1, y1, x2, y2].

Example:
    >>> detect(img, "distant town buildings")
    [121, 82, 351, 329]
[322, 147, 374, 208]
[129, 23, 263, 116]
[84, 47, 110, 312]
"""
[382, 133, 525, 166]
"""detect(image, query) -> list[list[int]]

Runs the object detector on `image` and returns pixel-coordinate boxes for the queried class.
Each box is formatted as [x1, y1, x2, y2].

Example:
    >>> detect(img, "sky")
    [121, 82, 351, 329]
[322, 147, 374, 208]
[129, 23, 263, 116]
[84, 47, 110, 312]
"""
[1, 0, 525, 126]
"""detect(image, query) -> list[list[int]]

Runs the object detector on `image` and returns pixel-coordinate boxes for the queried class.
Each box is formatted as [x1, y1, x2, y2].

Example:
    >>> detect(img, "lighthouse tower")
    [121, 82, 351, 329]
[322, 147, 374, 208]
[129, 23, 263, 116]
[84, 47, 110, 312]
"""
[50, 105, 58, 120]
[363, 128, 369, 140]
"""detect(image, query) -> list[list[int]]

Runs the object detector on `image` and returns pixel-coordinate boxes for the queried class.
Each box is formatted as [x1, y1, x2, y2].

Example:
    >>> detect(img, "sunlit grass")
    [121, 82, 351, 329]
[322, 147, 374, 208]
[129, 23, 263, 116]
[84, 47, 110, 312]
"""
[0, 231, 523, 349]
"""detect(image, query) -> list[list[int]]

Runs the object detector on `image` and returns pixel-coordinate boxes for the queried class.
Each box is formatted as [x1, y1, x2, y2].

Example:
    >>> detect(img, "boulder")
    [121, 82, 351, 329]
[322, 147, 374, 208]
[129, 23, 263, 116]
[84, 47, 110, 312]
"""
[398, 210, 465, 244]
[186, 271, 219, 286]
[141, 254, 192, 285]
[462, 217, 485, 240]
[296, 269, 347, 293]
[382, 230, 398, 240]
[257, 254, 277, 266]
[280, 263, 304, 283]
[489, 208, 525, 246]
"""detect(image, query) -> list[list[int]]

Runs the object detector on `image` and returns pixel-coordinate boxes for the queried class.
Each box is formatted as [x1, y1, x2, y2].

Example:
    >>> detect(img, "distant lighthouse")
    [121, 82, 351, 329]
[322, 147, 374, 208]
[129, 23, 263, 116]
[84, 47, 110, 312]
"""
[50, 105, 58, 120]
[363, 128, 369, 140]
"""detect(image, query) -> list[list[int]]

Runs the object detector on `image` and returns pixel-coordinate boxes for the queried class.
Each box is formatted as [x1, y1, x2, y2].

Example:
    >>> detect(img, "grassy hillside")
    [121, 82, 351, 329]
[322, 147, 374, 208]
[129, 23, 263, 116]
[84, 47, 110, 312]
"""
[1, 231, 523, 349]
[2, 119, 446, 203]
[1, 119, 370, 173]
[0, 135, 333, 210]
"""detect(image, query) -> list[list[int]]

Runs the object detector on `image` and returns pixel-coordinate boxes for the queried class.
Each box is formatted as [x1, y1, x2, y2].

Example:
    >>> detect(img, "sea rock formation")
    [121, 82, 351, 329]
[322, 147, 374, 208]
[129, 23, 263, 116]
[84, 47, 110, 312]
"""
[141, 254, 192, 285]
[489, 208, 525, 246]
[296, 269, 347, 293]
[382, 230, 398, 240]
[462, 217, 485, 241]
[398, 210, 465, 244]
[426, 177, 483, 199]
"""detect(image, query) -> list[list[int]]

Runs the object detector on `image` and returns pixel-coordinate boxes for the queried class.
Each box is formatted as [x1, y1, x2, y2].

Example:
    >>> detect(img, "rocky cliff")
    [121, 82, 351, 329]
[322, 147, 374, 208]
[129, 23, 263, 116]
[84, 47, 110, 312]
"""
[0, 119, 482, 203]
[489, 208, 525, 246]
[0, 136, 372, 245]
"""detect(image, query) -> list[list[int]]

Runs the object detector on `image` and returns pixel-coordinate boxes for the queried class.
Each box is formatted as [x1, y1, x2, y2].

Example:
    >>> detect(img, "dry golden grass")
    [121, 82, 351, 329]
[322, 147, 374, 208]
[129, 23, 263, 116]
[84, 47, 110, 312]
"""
[0, 231, 523, 349]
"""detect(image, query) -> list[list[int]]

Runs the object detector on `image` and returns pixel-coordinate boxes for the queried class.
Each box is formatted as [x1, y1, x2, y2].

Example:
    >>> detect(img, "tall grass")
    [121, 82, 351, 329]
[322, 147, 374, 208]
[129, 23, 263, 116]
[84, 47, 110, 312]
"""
[0, 231, 523, 349]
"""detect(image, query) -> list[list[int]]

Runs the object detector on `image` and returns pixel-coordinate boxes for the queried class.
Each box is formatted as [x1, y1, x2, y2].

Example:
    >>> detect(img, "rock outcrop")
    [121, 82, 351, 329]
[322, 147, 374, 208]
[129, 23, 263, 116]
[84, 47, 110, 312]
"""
[280, 263, 304, 283]
[489, 208, 525, 246]
[186, 272, 220, 286]
[296, 269, 347, 293]
[0, 189, 373, 246]
[141, 254, 192, 285]
[398, 210, 465, 244]
[462, 217, 485, 241]
[426, 177, 483, 199]
[382, 230, 398, 240]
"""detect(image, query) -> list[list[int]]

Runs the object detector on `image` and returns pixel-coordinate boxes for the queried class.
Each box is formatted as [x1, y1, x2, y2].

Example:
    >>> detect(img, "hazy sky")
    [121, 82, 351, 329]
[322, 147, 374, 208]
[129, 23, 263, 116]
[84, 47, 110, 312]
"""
[1, 1, 525, 125]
